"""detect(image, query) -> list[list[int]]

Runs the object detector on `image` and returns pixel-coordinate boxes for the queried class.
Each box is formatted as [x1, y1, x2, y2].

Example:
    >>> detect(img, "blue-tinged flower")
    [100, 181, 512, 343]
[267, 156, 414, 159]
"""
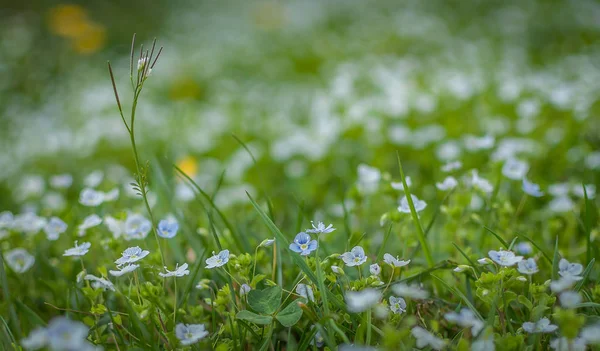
[383, 253, 410, 268]
[63, 241, 91, 257]
[488, 249, 522, 267]
[306, 221, 335, 235]
[436, 176, 458, 191]
[109, 264, 139, 277]
[369, 263, 381, 276]
[175, 323, 208, 346]
[84, 170, 104, 188]
[517, 258, 538, 275]
[157, 218, 179, 239]
[391, 176, 412, 191]
[558, 259, 583, 280]
[345, 288, 381, 312]
[5, 248, 35, 273]
[78, 214, 102, 236]
[313, 328, 324, 347]
[159, 263, 190, 278]
[441, 161, 462, 172]
[522, 178, 544, 197]
[13, 212, 46, 235]
[469, 170, 493, 194]
[289, 232, 317, 256]
[115, 246, 150, 266]
[444, 309, 483, 336]
[471, 333, 494, 351]
[522, 318, 558, 334]
[581, 323, 600, 345]
[84, 274, 115, 291]
[502, 158, 529, 180]
[259, 238, 275, 247]
[239, 284, 251, 296]
[79, 188, 104, 207]
[21, 326, 48, 349]
[340, 246, 367, 267]
[296, 283, 315, 302]
[411, 326, 446, 350]
[389, 296, 406, 314]
[44, 217, 67, 241]
[124, 214, 151, 240]
[398, 194, 427, 213]
[22, 316, 94, 351]
[392, 283, 429, 299]
[559, 291, 581, 308]
[550, 276, 578, 293]
[515, 242, 532, 255]
[0, 211, 14, 229]
[550, 337, 587, 351]
[49, 174, 73, 189]
[206, 250, 229, 269]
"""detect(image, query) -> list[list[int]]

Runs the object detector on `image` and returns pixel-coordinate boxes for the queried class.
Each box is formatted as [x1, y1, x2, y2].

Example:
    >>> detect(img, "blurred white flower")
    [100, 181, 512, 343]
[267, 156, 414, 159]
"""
[5, 248, 35, 273]
[63, 241, 91, 257]
[345, 289, 381, 312]
[159, 263, 190, 278]
[398, 194, 427, 213]
[411, 326, 445, 350]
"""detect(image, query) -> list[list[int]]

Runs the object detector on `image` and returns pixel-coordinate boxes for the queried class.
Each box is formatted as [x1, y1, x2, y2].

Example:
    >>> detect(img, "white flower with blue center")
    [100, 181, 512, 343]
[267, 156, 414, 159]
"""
[389, 296, 406, 314]
[517, 258, 538, 275]
[522, 178, 544, 197]
[109, 264, 139, 277]
[44, 217, 67, 241]
[522, 317, 558, 333]
[124, 213, 151, 240]
[115, 246, 150, 266]
[558, 259, 583, 280]
[157, 217, 179, 238]
[306, 221, 335, 235]
[63, 241, 91, 257]
[345, 288, 381, 312]
[436, 176, 458, 191]
[383, 253, 410, 268]
[5, 248, 35, 273]
[79, 188, 105, 207]
[444, 309, 483, 336]
[411, 326, 446, 350]
[488, 249, 523, 267]
[206, 249, 230, 269]
[289, 232, 317, 256]
[296, 283, 315, 302]
[370, 263, 381, 276]
[502, 158, 529, 180]
[159, 263, 190, 278]
[175, 323, 208, 346]
[340, 246, 368, 267]
[398, 194, 427, 213]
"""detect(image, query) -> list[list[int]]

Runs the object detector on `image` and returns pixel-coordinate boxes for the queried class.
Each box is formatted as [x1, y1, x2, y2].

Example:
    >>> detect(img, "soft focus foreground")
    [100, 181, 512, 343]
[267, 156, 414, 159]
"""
[1, 1, 599, 350]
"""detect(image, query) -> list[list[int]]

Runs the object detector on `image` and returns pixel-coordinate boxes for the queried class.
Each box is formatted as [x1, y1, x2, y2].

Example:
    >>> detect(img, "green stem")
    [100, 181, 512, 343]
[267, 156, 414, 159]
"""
[365, 309, 372, 345]
[173, 278, 177, 326]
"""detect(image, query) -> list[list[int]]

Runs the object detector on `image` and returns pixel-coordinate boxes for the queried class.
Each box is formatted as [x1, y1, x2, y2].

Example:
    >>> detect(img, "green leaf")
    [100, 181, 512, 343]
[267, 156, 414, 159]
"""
[575, 258, 595, 292]
[517, 295, 533, 311]
[236, 310, 273, 325]
[275, 301, 303, 327]
[484, 226, 509, 249]
[248, 286, 282, 315]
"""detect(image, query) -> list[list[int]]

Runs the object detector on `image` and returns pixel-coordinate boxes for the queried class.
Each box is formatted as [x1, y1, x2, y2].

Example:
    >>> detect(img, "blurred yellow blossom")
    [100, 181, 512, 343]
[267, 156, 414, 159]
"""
[48, 4, 106, 54]
[176, 156, 198, 178]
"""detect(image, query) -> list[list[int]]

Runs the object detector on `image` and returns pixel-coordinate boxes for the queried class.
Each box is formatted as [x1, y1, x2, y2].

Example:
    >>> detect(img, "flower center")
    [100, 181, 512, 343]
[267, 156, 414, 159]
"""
[186, 332, 193, 339]
[300, 244, 308, 250]
[216, 259, 222, 264]
[354, 257, 360, 262]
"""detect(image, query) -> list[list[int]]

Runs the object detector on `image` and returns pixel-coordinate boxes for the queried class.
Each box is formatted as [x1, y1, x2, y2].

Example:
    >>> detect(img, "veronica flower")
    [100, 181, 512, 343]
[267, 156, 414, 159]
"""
[115, 246, 150, 266]
[49, 174, 73, 189]
[22, 316, 93, 351]
[488, 250, 522, 267]
[515, 242, 532, 255]
[357, 164, 381, 194]
[391, 176, 412, 191]
[21, 326, 48, 349]
[436, 176, 458, 191]
[471, 334, 494, 351]
[306, 221, 335, 234]
[411, 326, 446, 350]
[340, 246, 367, 267]
[78, 214, 102, 236]
[502, 158, 529, 180]
[370, 263, 381, 276]
[522, 318, 558, 333]
[550, 337, 587, 351]
[558, 259, 583, 280]
[398, 195, 427, 213]
[345, 289, 381, 312]
[470, 170, 493, 194]
[331, 265, 344, 275]
[313, 329, 325, 347]
[296, 284, 315, 302]
[559, 291, 581, 308]
[550, 276, 578, 293]
[517, 258, 538, 275]
[44, 217, 67, 241]
[175, 323, 208, 346]
[522, 178, 544, 197]
[84, 274, 115, 291]
[441, 161, 462, 172]
[79, 188, 104, 207]
[389, 296, 406, 314]
[13, 212, 46, 235]
[159, 263, 190, 278]
[63, 241, 91, 257]
[289, 232, 317, 256]
[239, 284, 251, 296]
[392, 283, 429, 299]
[109, 264, 139, 277]
[104, 215, 124, 239]
[0, 211, 13, 229]
[206, 250, 229, 269]
[259, 238, 275, 247]
[157, 217, 179, 239]
[5, 248, 35, 273]
[84, 170, 104, 188]
[445, 309, 483, 336]
[383, 253, 410, 268]
[124, 214, 151, 240]
[103, 188, 119, 202]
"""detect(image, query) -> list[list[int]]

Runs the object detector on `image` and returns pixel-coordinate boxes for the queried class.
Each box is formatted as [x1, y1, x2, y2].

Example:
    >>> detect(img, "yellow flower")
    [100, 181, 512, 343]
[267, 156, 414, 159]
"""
[47, 4, 106, 54]
[177, 156, 198, 178]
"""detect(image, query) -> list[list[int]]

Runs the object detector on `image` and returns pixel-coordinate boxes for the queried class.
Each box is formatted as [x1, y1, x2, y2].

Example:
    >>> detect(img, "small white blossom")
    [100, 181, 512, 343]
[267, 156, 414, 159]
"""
[445, 309, 483, 336]
[296, 284, 315, 302]
[5, 248, 35, 273]
[175, 323, 208, 346]
[239, 284, 251, 296]
[392, 283, 429, 299]
[345, 289, 381, 312]
[205, 250, 229, 269]
[436, 176, 458, 191]
[441, 161, 462, 172]
[411, 326, 445, 350]
[63, 241, 91, 257]
[383, 253, 410, 268]
[581, 324, 600, 344]
[44, 217, 67, 241]
[79, 188, 105, 207]
[259, 238, 275, 247]
[159, 263, 190, 278]
[109, 264, 139, 277]
[78, 214, 102, 236]
[49, 174, 73, 189]
[488, 250, 523, 267]
[331, 265, 344, 275]
[389, 296, 406, 314]
[369, 263, 381, 276]
[115, 246, 150, 266]
[550, 276, 578, 293]
[306, 221, 335, 234]
[391, 176, 412, 191]
[558, 259, 583, 280]
[522, 318, 558, 333]
[550, 337, 587, 351]
[398, 194, 427, 213]
[559, 291, 581, 308]
[124, 214, 151, 240]
[469, 170, 493, 194]
[84, 274, 115, 291]
[84, 170, 104, 188]
[502, 158, 529, 180]
[517, 258, 538, 275]
[340, 246, 368, 267]
[357, 164, 381, 194]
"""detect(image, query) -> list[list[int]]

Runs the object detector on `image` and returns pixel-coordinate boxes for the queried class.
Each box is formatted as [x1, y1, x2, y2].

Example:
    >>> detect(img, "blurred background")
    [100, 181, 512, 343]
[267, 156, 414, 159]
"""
[1, 0, 599, 210]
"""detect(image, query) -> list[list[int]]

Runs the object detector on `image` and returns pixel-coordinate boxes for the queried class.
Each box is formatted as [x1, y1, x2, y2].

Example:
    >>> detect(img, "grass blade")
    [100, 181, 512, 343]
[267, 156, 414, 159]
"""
[483, 226, 509, 249]
[431, 274, 483, 320]
[575, 258, 595, 292]
[514, 232, 552, 263]
[552, 236, 560, 281]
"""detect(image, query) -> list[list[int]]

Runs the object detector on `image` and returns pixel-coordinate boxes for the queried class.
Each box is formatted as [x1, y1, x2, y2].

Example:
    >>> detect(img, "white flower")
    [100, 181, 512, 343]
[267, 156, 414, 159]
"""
[391, 176, 412, 191]
[477, 258, 492, 265]
[124, 214, 151, 240]
[444, 309, 483, 336]
[383, 253, 410, 268]
[469, 170, 493, 194]
[515, 242, 532, 255]
[411, 326, 445, 350]
[22, 316, 95, 351]
[389, 296, 406, 314]
[205, 250, 229, 269]
[0, 211, 14, 229]
[306, 221, 335, 234]
[548, 196, 574, 213]
[392, 283, 429, 299]
[103, 188, 120, 202]
[340, 246, 368, 267]
[398, 194, 427, 213]
[259, 238, 275, 247]
[63, 241, 91, 257]
[517, 258, 538, 275]
[441, 161, 462, 172]
[369, 263, 381, 276]
[44, 217, 67, 241]
[115, 246, 150, 266]
[581, 324, 600, 344]
[84, 274, 115, 291]
[550, 276, 578, 293]
[488, 250, 522, 267]
[109, 264, 139, 277]
[558, 259, 583, 280]
[572, 184, 596, 199]
[79, 188, 105, 207]
[78, 214, 103, 236]
[175, 323, 208, 346]
[5, 248, 35, 273]
[464, 134, 495, 151]
[559, 291, 581, 308]
[13, 213, 47, 235]
[159, 263, 190, 278]
[471, 334, 494, 351]
[550, 337, 587, 351]
[21, 326, 48, 349]
[49, 174, 73, 189]
[157, 217, 179, 239]
[239, 284, 251, 296]
[331, 265, 344, 275]
[522, 318, 558, 333]
[104, 215, 124, 239]
[357, 164, 381, 194]
[522, 178, 544, 197]
[345, 289, 381, 312]
[84, 170, 104, 188]
[296, 284, 315, 302]
[502, 158, 529, 180]
[436, 176, 458, 191]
